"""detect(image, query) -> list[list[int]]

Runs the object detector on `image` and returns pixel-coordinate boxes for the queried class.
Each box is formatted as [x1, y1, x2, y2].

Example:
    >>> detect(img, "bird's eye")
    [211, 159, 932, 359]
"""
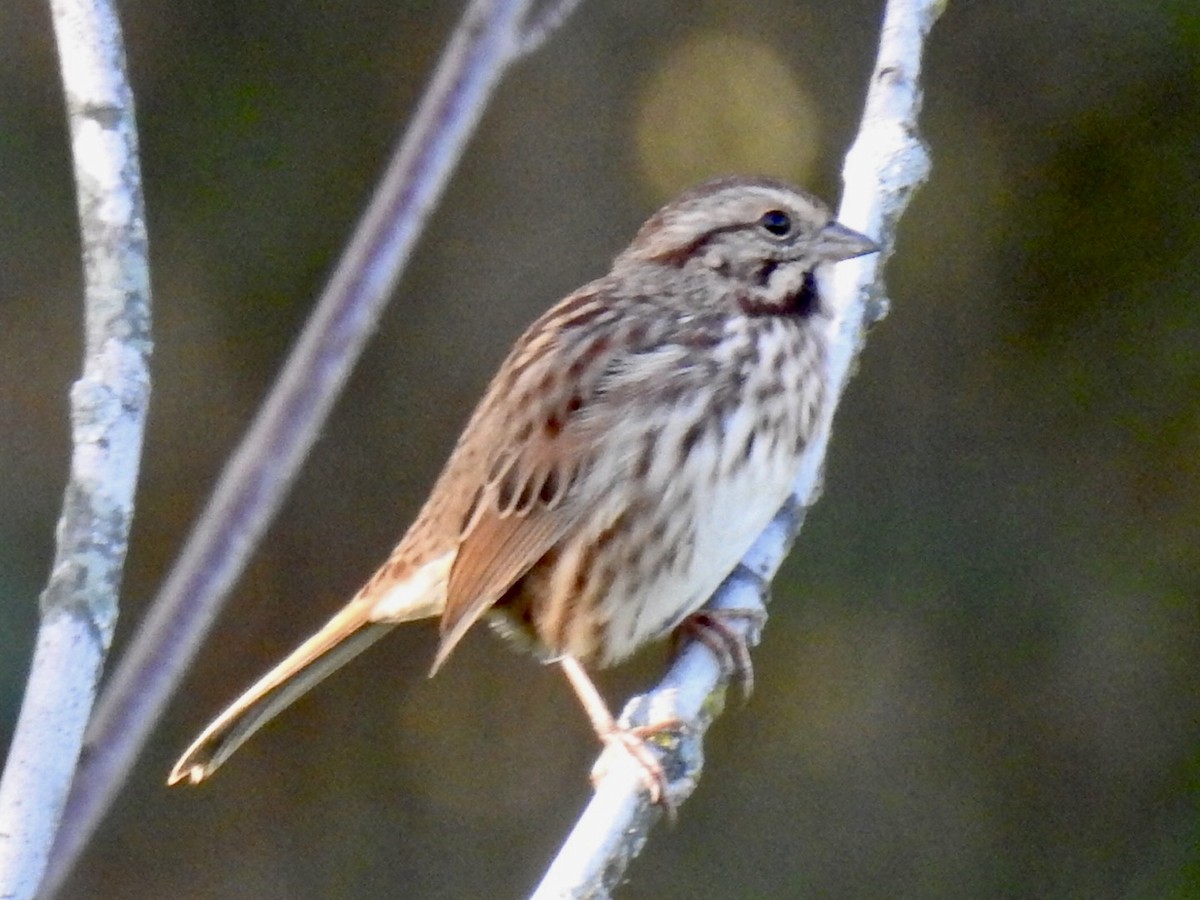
[759, 209, 792, 236]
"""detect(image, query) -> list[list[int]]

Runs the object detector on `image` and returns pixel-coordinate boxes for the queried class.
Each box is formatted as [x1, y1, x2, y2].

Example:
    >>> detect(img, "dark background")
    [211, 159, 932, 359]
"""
[2, 1, 1198, 897]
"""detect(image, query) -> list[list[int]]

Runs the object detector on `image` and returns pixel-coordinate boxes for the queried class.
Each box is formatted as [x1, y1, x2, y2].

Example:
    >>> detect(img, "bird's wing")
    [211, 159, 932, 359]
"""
[431, 402, 600, 672]
[430, 293, 629, 672]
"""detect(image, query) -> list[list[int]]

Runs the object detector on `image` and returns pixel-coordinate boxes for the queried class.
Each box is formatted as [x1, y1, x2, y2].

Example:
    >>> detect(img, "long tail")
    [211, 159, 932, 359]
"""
[168, 552, 453, 786]
[167, 602, 391, 785]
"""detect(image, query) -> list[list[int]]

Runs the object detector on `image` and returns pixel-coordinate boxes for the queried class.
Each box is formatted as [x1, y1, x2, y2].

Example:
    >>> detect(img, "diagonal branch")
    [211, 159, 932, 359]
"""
[0, 0, 151, 897]
[532, 1, 944, 895]
[516, 0, 589, 56]
[37, 1, 585, 896]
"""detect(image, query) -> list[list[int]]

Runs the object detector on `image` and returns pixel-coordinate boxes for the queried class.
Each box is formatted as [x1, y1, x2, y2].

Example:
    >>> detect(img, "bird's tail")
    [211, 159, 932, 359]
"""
[168, 551, 454, 786]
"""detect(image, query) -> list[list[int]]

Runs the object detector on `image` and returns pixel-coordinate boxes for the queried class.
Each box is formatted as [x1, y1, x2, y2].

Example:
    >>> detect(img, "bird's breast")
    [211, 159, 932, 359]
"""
[495, 317, 827, 667]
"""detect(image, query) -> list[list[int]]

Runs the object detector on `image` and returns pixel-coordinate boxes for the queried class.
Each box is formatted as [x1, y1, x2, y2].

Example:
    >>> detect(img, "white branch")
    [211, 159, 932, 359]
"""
[0, 0, 151, 897]
[532, 1, 943, 895]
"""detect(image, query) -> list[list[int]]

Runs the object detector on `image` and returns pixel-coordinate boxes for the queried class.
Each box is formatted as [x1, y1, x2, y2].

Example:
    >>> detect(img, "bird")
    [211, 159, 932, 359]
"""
[167, 175, 878, 797]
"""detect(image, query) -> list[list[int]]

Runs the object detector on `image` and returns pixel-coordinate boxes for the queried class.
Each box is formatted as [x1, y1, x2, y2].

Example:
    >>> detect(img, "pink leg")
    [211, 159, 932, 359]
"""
[558, 655, 678, 806]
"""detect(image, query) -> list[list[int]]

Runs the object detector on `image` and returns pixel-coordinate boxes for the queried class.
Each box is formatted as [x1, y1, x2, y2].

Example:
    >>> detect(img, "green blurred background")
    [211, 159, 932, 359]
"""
[2, 1, 1198, 897]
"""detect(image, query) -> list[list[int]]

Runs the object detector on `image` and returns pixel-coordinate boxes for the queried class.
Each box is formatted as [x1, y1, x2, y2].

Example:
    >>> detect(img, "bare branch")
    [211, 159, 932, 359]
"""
[517, 0, 589, 56]
[37, 1, 585, 895]
[532, 1, 944, 895]
[0, 0, 151, 897]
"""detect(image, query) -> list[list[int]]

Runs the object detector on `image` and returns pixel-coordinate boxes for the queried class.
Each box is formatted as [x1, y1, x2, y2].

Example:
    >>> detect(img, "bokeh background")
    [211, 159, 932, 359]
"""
[2, 1, 1198, 897]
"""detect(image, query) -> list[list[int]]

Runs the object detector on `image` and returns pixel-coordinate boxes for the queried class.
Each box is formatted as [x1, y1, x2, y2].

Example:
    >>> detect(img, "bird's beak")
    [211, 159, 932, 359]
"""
[816, 221, 880, 262]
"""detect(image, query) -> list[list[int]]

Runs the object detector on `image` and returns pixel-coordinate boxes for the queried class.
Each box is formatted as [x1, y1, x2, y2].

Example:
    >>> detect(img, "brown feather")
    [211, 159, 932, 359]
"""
[433, 422, 598, 672]
[428, 290, 626, 671]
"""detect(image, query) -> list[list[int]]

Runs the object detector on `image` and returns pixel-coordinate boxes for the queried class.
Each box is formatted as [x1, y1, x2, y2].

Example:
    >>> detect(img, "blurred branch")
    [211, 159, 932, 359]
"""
[517, 0, 587, 55]
[0, 0, 151, 897]
[38, 0, 584, 896]
[531, 0, 943, 895]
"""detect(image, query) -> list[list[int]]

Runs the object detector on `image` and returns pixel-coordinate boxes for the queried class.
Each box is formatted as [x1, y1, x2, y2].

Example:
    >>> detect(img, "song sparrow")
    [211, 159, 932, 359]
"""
[168, 175, 878, 796]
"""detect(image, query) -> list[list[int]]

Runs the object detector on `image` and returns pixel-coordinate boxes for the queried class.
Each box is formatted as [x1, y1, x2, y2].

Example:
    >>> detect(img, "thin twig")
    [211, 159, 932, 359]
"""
[517, 0, 589, 56]
[37, 1, 584, 896]
[0, 0, 151, 897]
[532, 1, 943, 895]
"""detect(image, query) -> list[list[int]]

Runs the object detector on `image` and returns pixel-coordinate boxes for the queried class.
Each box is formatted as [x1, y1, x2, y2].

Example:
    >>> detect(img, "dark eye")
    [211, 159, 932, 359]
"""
[759, 209, 792, 236]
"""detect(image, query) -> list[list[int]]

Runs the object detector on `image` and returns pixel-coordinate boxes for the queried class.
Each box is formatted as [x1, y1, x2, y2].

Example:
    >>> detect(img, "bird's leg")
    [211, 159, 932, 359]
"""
[676, 607, 766, 700]
[557, 655, 679, 806]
